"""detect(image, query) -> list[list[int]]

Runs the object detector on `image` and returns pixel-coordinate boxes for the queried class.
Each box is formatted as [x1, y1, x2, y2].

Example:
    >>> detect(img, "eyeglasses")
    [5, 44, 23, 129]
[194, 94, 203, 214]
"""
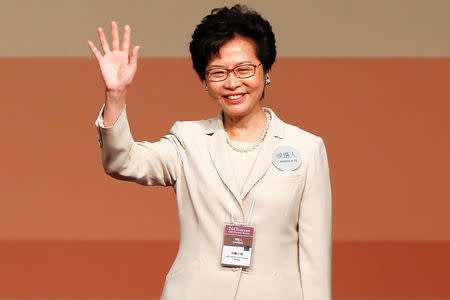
[205, 63, 262, 82]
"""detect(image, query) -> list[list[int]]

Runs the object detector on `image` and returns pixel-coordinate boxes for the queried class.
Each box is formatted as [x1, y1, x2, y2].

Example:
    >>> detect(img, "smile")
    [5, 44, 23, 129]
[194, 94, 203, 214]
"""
[226, 94, 243, 100]
[224, 94, 245, 103]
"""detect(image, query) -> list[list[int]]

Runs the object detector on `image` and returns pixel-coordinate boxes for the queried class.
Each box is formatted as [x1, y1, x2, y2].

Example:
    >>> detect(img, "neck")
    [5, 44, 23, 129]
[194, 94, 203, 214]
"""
[223, 105, 268, 142]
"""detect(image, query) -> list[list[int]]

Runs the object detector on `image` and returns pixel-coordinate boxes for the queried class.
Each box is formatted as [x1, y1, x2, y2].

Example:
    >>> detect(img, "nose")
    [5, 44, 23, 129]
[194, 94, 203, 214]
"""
[223, 72, 241, 89]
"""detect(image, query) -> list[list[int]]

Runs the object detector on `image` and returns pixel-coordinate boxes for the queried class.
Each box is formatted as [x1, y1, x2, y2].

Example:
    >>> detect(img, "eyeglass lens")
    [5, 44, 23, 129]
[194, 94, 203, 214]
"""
[207, 65, 256, 81]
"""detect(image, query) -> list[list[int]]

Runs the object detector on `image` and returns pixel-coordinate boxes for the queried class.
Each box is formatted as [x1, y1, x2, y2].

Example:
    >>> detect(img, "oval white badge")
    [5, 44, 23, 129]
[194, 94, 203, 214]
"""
[272, 146, 301, 171]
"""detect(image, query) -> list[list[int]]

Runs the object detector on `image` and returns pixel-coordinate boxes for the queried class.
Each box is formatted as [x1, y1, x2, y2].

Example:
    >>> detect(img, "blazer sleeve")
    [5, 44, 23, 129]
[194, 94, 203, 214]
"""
[94, 105, 183, 186]
[298, 137, 332, 300]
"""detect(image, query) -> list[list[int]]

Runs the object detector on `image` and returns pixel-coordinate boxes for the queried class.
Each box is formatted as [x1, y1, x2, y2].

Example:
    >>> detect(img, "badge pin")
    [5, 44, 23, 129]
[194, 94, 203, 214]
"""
[272, 146, 301, 171]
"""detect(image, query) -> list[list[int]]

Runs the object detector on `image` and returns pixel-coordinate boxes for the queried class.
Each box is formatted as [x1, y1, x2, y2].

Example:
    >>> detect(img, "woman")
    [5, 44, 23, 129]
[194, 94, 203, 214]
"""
[89, 5, 331, 300]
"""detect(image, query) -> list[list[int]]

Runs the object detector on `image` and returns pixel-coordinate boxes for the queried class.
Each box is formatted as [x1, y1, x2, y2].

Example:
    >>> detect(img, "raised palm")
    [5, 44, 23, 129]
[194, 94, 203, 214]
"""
[88, 21, 139, 91]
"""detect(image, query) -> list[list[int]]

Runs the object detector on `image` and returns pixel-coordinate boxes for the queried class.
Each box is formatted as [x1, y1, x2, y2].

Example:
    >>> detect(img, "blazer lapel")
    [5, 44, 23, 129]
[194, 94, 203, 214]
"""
[206, 112, 243, 206]
[240, 108, 285, 200]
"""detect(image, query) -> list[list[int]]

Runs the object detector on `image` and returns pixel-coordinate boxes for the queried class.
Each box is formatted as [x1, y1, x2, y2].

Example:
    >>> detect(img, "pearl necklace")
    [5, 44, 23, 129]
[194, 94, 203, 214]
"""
[225, 110, 271, 153]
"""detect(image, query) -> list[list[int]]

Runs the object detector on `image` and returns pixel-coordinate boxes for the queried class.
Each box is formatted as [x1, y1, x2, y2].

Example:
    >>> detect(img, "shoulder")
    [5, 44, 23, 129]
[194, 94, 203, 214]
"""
[169, 118, 215, 136]
[167, 115, 218, 148]
[169, 110, 221, 136]
[286, 123, 324, 159]
[272, 111, 325, 159]
[270, 108, 323, 146]
[284, 122, 323, 146]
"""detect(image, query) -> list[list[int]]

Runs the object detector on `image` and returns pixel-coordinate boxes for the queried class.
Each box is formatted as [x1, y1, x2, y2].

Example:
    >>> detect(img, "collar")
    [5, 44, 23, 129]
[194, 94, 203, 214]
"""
[203, 107, 285, 139]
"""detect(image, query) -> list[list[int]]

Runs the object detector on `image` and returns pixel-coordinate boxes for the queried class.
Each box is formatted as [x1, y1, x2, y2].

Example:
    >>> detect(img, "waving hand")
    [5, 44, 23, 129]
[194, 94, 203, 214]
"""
[88, 21, 139, 92]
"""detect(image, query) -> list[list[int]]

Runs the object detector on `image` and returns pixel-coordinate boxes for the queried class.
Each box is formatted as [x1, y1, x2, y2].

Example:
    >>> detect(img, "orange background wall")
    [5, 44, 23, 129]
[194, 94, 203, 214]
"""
[0, 58, 449, 299]
[0, 1, 449, 299]
[1, 58, 448, 241]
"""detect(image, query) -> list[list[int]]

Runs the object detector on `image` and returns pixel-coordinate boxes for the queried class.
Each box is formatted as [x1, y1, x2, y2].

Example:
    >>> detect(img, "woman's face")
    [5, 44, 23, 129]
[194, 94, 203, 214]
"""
[205, 35, 266, 120]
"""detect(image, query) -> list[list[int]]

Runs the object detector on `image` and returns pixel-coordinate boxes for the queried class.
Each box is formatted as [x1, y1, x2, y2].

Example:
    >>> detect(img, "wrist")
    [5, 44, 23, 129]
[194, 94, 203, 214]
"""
[103, 89, 126, 127]
[105, 88, 127, 102]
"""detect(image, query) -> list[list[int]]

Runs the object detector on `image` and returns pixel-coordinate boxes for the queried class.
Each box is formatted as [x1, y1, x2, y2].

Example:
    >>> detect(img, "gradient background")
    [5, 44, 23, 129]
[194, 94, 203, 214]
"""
[0, 0, 449, 299]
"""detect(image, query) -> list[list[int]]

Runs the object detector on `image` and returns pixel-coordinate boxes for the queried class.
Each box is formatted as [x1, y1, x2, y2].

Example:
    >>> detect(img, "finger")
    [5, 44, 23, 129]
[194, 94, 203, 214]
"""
[130, 45, 140, 66]
[111, 21, 120, 50]
[97, 27, 110, 53]
[122, 25, 130, 53]
[87, 40, 103, 61]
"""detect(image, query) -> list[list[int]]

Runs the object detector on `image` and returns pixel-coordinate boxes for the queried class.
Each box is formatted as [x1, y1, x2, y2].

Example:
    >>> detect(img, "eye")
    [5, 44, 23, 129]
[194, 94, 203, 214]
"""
[209, 69, 226, 75]
[208, 69, 227, 79]
[235, 65, 253, 76]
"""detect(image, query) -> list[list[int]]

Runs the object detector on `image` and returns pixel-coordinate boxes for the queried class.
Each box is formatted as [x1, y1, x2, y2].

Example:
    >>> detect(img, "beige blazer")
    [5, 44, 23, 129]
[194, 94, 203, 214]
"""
[95, 107, 332, 300]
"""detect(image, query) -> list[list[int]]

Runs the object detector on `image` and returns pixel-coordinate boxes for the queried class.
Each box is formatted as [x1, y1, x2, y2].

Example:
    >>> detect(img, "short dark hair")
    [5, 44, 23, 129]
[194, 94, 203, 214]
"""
[189, 4, 276, 81]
